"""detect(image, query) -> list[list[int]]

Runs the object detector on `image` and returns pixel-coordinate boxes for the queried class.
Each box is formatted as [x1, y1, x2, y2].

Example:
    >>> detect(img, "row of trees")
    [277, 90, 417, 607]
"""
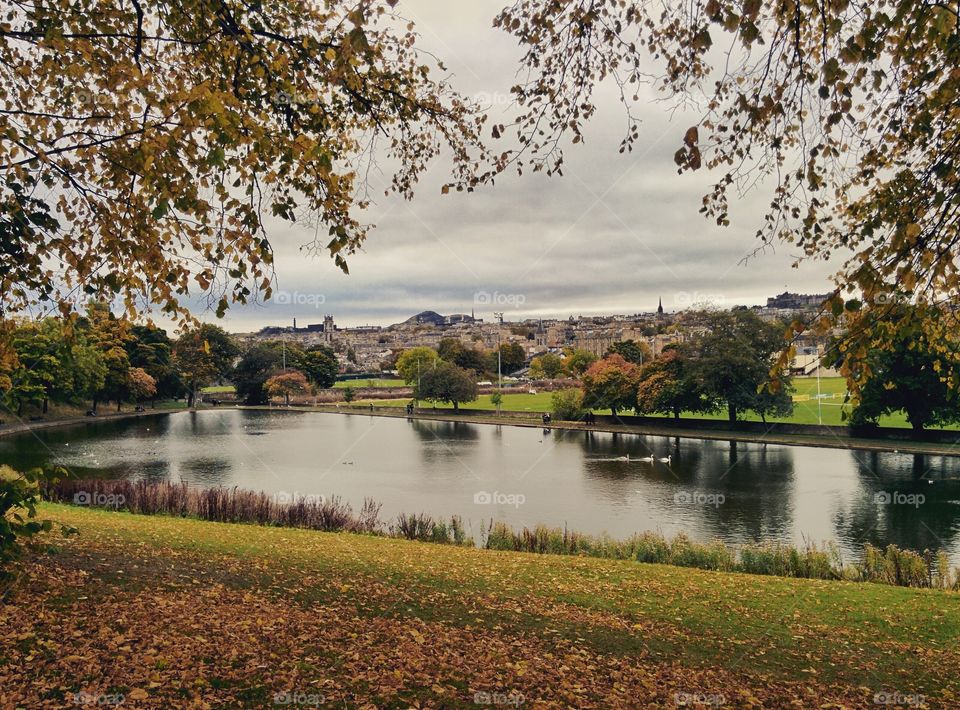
[580, 311, 793, 422]
[0, 305, 343, 413]
[0, 304, 241, 415]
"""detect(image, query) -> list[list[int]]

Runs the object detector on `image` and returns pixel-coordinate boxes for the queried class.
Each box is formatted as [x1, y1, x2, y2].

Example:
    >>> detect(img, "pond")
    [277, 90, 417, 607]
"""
[4, 409, 960, 562]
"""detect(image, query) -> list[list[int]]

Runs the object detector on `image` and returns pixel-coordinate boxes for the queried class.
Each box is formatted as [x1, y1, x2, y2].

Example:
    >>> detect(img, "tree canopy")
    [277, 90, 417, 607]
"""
[580, 354, 640, 416]
[684, 311, 794, 422]
[848, 305, 960, 432]
[0, 0, 485, 321]
[414, 361, 478, 412]
[396, 347, 440, 385]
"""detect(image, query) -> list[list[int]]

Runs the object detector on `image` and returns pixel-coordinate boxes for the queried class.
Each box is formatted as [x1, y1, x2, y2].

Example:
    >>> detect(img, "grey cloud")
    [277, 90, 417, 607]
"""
[198, 1, 841, 333]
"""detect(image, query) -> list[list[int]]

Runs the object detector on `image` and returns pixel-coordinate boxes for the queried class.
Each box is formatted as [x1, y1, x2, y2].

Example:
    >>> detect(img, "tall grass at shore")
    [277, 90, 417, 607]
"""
[43, 478, 958, 590]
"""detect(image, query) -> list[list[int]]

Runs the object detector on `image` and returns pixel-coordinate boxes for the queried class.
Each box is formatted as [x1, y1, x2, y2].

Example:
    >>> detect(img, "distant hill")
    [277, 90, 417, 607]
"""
[403, 311, 476, 326]
[404, 310, 447, 326]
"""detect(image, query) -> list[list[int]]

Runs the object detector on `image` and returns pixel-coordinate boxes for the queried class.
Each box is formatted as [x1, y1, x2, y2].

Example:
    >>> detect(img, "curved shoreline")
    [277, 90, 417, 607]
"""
[0, 407, 181, 440]
[246, 404, 960, 457]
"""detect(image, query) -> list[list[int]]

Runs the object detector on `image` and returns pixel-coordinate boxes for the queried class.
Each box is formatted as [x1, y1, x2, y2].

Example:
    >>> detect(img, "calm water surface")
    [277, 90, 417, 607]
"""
[4, 409, 960, 562]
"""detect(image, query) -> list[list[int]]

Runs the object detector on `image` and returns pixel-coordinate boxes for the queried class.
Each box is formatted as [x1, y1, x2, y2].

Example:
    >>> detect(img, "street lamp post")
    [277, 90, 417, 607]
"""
[494, 312, 504, 416]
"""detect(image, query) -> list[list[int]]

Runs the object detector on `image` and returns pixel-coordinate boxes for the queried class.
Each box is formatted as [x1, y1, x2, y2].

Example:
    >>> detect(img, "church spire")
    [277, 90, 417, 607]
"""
[657, 298, 664, 316]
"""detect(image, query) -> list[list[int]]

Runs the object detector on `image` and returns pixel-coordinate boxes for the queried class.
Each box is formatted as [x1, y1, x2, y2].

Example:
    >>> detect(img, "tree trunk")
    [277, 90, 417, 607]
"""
[453, 401, 459, 412]
[116, 400, 121, 412]
[285, 393, 290, 407]
[728, 403, 737, 422]
[16, 400, 22, 417]
[92, 398, 98, 414]
[673, 408, 680, 420]
[42, 398, 48, 414]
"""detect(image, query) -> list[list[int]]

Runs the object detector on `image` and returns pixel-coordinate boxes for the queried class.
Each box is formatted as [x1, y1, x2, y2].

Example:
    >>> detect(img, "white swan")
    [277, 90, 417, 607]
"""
[637, 455, 655, 463]
[658, 455, 672, 464]
[616, 454, 630, 461]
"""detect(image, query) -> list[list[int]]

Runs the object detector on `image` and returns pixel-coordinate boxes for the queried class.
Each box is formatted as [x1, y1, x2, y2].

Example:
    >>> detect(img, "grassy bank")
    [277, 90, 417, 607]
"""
[42, 479, 960, 591]
[357, 375, 957, 429]
[3, 504, 957, 707]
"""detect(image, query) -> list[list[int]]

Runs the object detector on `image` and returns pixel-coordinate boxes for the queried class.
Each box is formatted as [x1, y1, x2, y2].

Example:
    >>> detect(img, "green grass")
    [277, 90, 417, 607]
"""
[333, 378, 405, 388]
[18, 503, 960, 706]
[357, 376, 956, 430]
[199, 384, 235, 394]
[361, 390, 557, 411]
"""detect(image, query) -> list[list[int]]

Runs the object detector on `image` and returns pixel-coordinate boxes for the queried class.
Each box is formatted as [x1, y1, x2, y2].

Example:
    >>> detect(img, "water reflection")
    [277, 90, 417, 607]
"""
[831, 451, 960, 555]
[1, 410, 959, 563]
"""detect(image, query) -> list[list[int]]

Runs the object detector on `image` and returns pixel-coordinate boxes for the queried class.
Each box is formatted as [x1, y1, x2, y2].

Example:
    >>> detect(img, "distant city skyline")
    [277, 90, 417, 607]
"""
[223, 286, 832, 333]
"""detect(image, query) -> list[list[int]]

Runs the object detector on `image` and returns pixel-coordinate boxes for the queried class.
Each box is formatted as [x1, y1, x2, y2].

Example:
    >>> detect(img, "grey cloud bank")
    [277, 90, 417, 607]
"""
[202, 1, 841, 332]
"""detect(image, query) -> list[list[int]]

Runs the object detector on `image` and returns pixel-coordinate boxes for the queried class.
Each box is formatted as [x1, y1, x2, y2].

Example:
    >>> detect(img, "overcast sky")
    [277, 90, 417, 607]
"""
[208, 1, 842, 332]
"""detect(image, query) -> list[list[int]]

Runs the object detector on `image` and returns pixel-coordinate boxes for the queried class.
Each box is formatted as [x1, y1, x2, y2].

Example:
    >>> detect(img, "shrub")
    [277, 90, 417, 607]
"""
[393, 512, 433, 541]
[550, 389, 586, 421]
[668, 533, 736, 572]
[1, 465, 74, 589]
[485, 521, 517, 551]
[740, 543, 794, 577]
[633, 532, 672, 565]
[861, 544, 930, 587]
